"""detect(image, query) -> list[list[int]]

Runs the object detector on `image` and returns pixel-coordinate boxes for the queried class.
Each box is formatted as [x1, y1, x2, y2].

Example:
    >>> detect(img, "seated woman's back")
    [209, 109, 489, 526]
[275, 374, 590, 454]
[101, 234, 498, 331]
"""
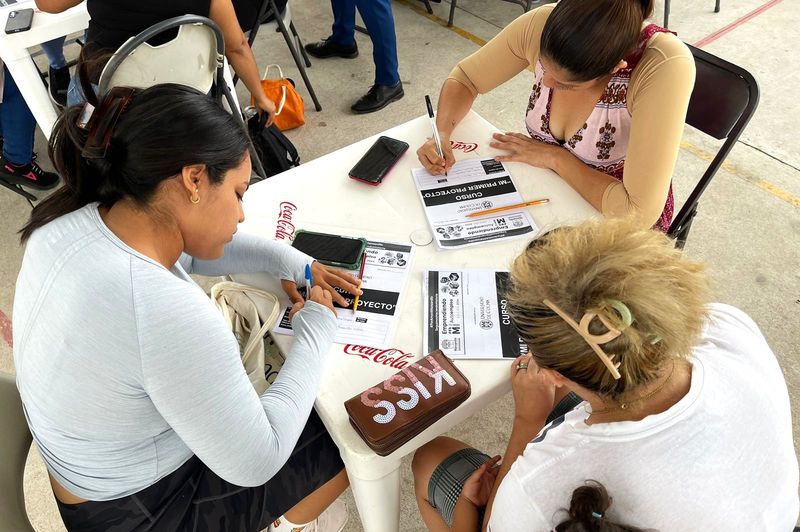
[491, 305, 797, 529]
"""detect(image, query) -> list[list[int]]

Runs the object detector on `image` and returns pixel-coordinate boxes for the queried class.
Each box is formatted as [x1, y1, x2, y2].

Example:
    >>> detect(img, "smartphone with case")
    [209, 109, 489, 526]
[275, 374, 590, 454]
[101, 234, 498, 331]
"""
[292, 230, 368, 270]
[4, 8, 33, 34]
[349, 136, 409, 186]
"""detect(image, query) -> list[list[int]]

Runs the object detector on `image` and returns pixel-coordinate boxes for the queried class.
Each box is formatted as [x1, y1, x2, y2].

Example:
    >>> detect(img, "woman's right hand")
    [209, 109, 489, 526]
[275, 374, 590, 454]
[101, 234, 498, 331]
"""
[416, 136, 455, 175]
[510, 354, 556, 424]
[289, 286, 335, 319]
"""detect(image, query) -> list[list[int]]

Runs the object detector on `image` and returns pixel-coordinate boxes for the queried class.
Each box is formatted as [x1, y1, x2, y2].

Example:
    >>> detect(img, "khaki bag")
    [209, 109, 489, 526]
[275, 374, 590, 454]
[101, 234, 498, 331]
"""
[211, 281, 284, 395]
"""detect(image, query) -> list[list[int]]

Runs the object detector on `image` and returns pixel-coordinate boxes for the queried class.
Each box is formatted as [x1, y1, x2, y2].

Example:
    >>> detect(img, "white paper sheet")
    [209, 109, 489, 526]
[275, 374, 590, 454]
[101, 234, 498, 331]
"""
[411, 158, 538, 249]
[273, 240, 415, 348]
[423, 269, 529, 360]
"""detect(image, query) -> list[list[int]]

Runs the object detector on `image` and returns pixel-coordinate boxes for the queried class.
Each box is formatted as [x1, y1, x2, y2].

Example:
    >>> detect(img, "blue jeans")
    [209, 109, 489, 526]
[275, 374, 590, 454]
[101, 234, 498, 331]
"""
[0, 66, 36, 164]
[41, 36, 67, 69]
[331, 0, 399, 86]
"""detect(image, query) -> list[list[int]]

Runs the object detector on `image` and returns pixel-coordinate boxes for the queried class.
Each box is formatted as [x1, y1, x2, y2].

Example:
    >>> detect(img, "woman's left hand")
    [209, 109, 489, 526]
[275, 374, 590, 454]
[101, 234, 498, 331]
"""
[490, 132, 562, 170]
[460, 455, 502, 508]
[281, 262, 361, 307]
[254, 94, 277, 127]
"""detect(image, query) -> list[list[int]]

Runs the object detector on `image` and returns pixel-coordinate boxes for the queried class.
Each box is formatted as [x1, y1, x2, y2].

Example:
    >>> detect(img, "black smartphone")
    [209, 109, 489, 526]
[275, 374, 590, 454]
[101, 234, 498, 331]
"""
[349, 135, 409, 186]
[4, 8, 33, 34]
[291, 230, 368, 270]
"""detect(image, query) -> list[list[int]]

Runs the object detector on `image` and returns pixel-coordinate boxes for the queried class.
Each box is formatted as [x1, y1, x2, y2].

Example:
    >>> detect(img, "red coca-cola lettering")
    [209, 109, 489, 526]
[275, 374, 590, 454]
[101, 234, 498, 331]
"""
[450, 140, 478, 153]
[343, 344, 413, 369]
[275, 201, 297, 240]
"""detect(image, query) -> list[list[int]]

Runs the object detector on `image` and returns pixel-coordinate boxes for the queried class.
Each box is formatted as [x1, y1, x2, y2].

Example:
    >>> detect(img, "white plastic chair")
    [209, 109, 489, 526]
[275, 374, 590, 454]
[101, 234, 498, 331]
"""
[96, 15, 268, 180]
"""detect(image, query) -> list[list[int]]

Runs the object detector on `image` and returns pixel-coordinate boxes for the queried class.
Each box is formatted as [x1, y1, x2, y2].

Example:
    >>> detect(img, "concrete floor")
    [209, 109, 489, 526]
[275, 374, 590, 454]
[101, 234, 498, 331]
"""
[1, 0, 798, 530]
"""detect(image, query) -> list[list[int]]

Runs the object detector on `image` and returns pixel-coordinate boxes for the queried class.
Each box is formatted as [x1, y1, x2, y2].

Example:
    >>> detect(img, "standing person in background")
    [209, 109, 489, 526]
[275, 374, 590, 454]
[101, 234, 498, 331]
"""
[305, 0, 403, 114]
[40, 36, 71, 107]
[35, 0, 277, 122]
[0, 66, 60, 190]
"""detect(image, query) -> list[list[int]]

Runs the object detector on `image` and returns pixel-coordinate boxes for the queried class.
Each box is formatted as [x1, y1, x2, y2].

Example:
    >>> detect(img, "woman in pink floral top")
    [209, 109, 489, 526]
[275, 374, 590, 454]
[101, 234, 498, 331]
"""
[417, 0, 695, 231]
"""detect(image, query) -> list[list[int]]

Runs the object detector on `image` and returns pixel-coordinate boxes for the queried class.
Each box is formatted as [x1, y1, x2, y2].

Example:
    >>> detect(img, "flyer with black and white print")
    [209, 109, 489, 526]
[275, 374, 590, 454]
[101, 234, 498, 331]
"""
[273, 240, 415, 348]
[411, 158, 538, 250]
[423, 269, 528, 359]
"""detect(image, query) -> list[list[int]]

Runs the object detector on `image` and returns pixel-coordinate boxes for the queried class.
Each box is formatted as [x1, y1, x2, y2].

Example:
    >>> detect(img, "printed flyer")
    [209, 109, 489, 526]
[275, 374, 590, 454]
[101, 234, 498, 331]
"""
[423, 269, 528, 359]
[412, 158, 538, 249]
[273, 240, 415, 348]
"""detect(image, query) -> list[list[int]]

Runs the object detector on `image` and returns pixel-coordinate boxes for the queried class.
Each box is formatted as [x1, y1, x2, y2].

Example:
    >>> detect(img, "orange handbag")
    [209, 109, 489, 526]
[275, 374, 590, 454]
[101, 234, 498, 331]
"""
[251, 64, 305, 131]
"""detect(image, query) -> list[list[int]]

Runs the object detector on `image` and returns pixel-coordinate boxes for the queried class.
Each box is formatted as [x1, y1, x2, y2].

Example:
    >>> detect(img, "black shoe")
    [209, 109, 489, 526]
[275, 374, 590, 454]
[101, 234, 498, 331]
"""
[305, 37, 358, 59]
[48, 65, 70, 107]
[351, 82, 404, 114]
[0, 157, 60, 190]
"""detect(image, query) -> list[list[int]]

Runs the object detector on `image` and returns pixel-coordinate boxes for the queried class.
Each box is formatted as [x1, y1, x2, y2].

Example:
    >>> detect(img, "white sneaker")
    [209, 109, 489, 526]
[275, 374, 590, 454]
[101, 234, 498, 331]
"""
[301, 499, 348, 532]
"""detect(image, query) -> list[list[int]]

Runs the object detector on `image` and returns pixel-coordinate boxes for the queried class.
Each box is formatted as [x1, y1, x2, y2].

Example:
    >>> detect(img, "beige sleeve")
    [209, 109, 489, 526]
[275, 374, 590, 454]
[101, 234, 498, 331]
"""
[447, 5, 554, 96]
[602, 34, 696, 227]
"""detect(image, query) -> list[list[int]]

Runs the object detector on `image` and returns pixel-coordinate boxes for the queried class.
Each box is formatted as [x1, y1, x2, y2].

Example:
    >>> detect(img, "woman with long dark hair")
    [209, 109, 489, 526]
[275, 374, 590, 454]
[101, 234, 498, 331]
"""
[417, 0, 694, 231]
[14, 84, 358, 532]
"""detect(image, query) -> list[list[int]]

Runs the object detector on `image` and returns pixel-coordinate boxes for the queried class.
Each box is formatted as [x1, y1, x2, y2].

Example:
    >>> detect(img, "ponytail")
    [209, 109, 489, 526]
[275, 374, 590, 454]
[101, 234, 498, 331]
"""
[20, 83, 251, 243]
[541, 0, 654, 82]
[555, 481, 647, 532]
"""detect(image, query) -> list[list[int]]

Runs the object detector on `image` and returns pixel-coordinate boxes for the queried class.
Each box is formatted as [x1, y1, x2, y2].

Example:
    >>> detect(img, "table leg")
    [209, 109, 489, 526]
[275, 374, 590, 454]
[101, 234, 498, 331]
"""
[4, 56, 58, 140]
[349, 466, 401, 532]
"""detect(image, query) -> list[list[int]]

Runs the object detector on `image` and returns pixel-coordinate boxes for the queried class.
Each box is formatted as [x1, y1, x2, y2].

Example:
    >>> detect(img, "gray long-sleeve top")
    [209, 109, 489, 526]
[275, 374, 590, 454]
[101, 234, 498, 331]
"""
[12, 203, 336, 501]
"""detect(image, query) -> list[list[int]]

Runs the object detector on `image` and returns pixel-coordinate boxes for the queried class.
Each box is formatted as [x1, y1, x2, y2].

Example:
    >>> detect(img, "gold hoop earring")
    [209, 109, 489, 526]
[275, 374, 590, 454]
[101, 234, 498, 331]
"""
[190, 188, 200, 204]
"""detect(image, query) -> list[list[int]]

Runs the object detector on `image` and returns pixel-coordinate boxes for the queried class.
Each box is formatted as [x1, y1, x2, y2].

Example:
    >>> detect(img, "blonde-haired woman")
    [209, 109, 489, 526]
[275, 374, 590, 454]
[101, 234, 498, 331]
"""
[411, 219, 798, 532]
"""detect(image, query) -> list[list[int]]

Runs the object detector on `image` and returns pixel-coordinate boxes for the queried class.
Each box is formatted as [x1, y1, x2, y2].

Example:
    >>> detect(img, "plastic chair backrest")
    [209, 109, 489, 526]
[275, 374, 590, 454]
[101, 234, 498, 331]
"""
[668, 44, 759, 247]
[0, 372, 35, 532]
[98, 17, 224, 98]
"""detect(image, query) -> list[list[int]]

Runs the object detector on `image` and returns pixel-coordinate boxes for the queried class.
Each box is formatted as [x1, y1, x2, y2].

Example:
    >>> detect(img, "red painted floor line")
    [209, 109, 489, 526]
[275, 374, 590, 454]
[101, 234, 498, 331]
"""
[694, 0, 785, 48]
[0, 309, 12, 348]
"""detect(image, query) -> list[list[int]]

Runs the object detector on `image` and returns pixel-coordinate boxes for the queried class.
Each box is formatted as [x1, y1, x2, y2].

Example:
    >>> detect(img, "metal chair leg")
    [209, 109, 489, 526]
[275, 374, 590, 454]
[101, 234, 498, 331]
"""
[420, 0, 433, 14]
[274, 4, 322, 111]
[0, 179, 37, 202]
[663, 0, 670, 28]
[714, 0, 721, 13]
[448, 0, 457, 27]
[290, 22, 312, 68]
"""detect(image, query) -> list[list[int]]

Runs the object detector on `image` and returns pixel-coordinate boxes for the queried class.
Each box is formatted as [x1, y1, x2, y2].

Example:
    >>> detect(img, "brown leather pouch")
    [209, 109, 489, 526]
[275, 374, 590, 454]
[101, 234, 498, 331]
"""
[344, 350, 471, 456]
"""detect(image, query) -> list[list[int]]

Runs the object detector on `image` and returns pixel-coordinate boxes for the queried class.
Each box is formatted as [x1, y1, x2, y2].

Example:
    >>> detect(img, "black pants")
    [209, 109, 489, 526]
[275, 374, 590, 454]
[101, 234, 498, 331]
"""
[57, 410, 344, 532]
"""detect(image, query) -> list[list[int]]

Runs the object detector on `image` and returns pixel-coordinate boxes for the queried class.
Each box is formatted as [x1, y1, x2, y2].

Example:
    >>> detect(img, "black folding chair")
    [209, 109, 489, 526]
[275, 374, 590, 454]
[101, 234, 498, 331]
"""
[664, 0, 720, 28]
[667, 44, 759, 249]
[97, 15, 269, 181]
[235, 0, 321, 112]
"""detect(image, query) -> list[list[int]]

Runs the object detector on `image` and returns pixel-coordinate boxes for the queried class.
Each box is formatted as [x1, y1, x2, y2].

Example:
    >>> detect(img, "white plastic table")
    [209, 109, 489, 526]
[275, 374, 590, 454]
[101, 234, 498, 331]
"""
[234, 111, 598, 532]
[0, 2, 89, 139]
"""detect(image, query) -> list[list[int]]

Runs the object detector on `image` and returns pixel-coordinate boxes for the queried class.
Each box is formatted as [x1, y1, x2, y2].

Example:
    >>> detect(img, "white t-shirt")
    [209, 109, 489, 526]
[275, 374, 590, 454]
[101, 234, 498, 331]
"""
[488, 304, 798, 532]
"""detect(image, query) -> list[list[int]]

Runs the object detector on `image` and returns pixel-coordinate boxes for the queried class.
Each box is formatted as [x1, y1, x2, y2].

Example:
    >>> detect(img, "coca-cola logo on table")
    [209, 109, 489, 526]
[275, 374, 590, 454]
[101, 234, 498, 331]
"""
[275, 201, 297, 240]
[450, 140, 478, 153]
[343, 344, 414, 369]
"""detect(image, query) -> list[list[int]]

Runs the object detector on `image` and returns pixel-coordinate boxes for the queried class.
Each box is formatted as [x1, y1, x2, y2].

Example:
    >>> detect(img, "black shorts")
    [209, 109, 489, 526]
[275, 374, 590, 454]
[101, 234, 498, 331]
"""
[56, 410, 344, 532]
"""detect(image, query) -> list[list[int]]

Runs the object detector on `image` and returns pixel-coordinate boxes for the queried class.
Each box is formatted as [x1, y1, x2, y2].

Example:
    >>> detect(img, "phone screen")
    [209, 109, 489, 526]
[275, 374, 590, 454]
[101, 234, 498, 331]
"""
[292, 232, 364, 266]
[349, 136, 409, 184]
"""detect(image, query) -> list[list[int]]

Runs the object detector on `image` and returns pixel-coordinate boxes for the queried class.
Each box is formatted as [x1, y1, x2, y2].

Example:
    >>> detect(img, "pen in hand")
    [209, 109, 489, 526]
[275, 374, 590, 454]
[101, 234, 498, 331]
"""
[304, 264, 313, 301]
[425, 95, 448, 176]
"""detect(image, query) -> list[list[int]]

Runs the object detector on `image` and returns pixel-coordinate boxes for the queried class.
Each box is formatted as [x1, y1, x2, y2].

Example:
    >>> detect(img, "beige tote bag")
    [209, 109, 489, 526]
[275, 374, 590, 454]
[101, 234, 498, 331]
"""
[211, 281, 283, 395]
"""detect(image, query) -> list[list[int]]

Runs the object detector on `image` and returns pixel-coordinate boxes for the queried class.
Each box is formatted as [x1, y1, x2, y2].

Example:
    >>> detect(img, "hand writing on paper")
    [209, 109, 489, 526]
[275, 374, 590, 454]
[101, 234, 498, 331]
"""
[510, 354, 556, 424]
[417, 136, 455, 175]
[289, 285, 335, 319]
[461, 455, 502, 508]
[281, 262, 361, 307]
[490, 132, 563, 170]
